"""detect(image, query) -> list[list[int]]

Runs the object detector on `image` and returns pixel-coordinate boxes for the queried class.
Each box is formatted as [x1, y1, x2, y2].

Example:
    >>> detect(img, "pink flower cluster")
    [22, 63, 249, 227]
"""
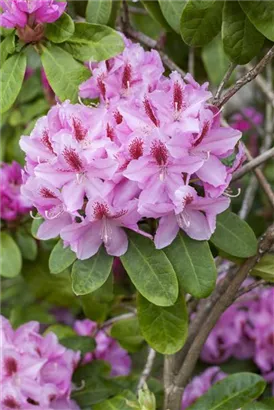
[74, 319, 131, 377]
[1, 315, 80, 410]
[0, 161, 31, 221]
[201, 285, 274, 393]
[20, 39, 243, 259]
[181, 366, 226, 409]
[0, 0, 66, 28]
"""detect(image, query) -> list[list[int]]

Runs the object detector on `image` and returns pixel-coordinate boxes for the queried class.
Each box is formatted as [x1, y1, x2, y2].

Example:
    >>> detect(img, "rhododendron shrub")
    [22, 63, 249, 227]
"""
[1, 1, 274, 410]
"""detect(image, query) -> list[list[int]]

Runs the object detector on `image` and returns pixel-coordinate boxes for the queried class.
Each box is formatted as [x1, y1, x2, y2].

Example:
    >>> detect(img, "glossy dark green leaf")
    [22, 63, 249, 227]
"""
[210, 211, 257, 258]
[62, 22, 124, 62]
[142, 0, 172, 31]
[137, 293, 188, 354]
[45, 12, 75, 43]
[44, 324, 76, 339]
[93, 390, 137, 410]
[86, 0, 112, 24]
[0, 32, 15, 63]
[222, 1, 264, 64]
[180, 0, 224, 46]
[0, 232, 22, 277]
[251, 254, 274, 282]
[164, 231, 216, 298]
[49, 239, 76, 274]
[242, 402, 273, 410]
[120, 232, 178, 307]
[0, 52, 27, 113]
[15, 231, 38, 261]
[41, 44, 90, 102]
[239, 1, 274, 42]
[111, 317, 144, 352]
[188, 372, 266, 410]
[31, 217, 43, 239]
[72, 247, 113, 295]
[61, 335, 96, 354]
[202, 35, 232, 86]
[158, 0, 185, 33]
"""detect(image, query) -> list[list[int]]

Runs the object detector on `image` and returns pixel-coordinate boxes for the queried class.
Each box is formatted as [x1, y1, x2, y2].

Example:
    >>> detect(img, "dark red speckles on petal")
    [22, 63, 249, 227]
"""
[93, 202, 111, 219]
[97, 74, 106, 100]
[182, 194, 194, 208]
[129, 137, 144, 159]
[63, 147, 83, 172]
[173, 81, 185, 112]
[3, 396, 20, 409]
[193, 121, 210, 147]
[72, 117, 87, 142]
[39, 187, 57, 199]
[41, 130, 54, 153]
[150, 140, 168, 166]
[122, 63, 132, 89]
[143, 98, 159, 127]
[106, 123, 115, 141]
[114, 110, 123, 125]
[113, 209, 128, 219]
[4, 357, 18, 377]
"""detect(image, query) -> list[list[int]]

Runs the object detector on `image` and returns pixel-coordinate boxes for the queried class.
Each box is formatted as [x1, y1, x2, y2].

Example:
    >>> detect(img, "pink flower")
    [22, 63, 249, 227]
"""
[181, 367, 226, 409]
[0, 315, 80, 410]
[0, 0, 67, 28]
[74, 319, 131, 377]
[231, 107, 263, 133]
[0, 161, 32, 221]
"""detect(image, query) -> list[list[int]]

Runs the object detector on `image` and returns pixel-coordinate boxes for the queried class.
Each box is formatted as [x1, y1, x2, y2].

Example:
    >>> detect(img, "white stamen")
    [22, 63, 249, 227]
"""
[30, 211, 42, 220]
[176, 210, 191, 229]
[100, 217, 112, 245]
[224, 188, 241, 198]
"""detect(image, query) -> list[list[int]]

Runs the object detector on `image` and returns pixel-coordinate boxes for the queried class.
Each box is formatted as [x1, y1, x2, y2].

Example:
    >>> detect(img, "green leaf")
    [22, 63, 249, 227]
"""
[31, 217, 44, 239]
[93, 390, 137, 410]
[86, 0, 112, 25]
[202, 36, 230, 86]
[45, 324, 76, 339]
[0, 52, 27, 113]
[222, 1, 264, 65]
[73, 361, 111, 384]
[72, 247, 113, 295]
[45, 12, 75, 43]
[158, 0, 185, 33]
[242, 402, 273, 410]
[10, 304, 55, 328]
[61, 335, 96, 354]
[62, 22, 124, 62]
[137, 292, 188, 354]
[17, 72, 43, 103]
[188, 372, 266, 410]
[210, 210, 257, 258]
[164, 231, 217, 298]
[250, 254, 274, 282]
[49, 239, 76, 274]
[15, 230, 37, 261]
[41, 43, 90, 103]
[111, 317, 144, 352]
[180, 0, 224, 46]
[0, 32, 15, 63]
[142, 0, 172, 31]
[0, 232, 22, 278]
[239, 1, 274, 42]
[120, 232, 178, 307]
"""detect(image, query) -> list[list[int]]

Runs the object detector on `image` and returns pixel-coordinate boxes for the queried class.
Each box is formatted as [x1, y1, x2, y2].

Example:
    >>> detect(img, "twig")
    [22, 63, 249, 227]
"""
[246, 63, 274, 109]
[188, 47, 195, 77]
[235, 279, 269, 300]
[232, 147, 274, 181]
[137, 347, 156, 391]
[121, 0, 130, 32]
[212, 62, 237, 104]
[128, 6, 148, 16]
[97, 312, 136, 334]
[164, 224, 274, 410]
[215, 46, 274, 108]
[238, 176, 258, 220]
[126, 28, 186, 77]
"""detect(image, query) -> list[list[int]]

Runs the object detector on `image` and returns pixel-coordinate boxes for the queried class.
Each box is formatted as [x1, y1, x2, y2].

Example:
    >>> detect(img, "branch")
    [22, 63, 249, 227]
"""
[212, 62, 237, 104]
[215, 46, 274, 108]
[234, 279, 270, 301]
[137, 347, 156, 391]
[232, 146, 274, 181]
[188, 47, 195, 77]
[246, 63, 274, 109]
[126, 28, 186, 77]
[164, 224, 274, 410]
[238, 175, 258, 220]
[96, 312, 136, 334]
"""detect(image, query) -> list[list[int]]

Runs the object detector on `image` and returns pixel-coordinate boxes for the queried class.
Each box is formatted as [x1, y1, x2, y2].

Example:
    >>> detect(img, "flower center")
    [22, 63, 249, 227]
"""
[4, 357, 18, 377]
[63, 147, 83, 172]
[129, 137, 144, 159]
